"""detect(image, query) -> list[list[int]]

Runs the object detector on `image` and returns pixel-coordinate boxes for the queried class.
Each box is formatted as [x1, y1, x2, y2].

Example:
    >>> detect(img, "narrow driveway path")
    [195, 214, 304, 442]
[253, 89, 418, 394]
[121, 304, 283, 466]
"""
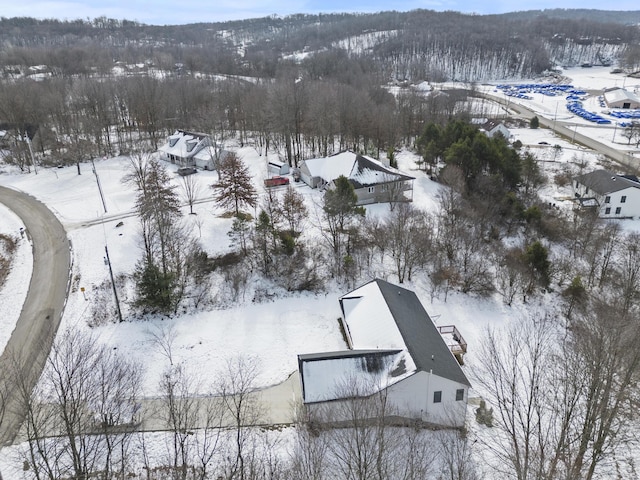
[0, 186, 70, 446]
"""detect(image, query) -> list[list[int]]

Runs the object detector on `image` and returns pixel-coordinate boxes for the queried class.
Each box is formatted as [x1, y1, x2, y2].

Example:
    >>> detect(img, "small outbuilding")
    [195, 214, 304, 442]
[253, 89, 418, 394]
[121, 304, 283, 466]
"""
[603, 88, 640, 109]
[267, 158, 290, 176]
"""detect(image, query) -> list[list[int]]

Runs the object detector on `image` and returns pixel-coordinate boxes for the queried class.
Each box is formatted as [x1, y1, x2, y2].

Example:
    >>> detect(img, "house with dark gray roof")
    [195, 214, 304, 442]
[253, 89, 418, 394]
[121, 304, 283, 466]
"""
[298, 151, 415, 205]
[573, 169, 640, 218]
[298, 279, 470, 428]
[481, 119, 510, 139]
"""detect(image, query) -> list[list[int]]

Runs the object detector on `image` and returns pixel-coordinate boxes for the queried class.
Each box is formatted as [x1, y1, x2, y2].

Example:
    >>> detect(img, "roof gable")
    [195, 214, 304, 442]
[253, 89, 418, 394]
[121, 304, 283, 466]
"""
[302, 151, 415, 188]
[340, 279, 470, 387]
[575, 169, 640, 195]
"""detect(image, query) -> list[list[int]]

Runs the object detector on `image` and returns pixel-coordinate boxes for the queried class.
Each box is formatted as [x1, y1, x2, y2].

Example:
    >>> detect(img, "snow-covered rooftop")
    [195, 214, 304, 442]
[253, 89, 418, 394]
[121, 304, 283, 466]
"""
[341, 280, 408, 350]
[303, 151, 355, 183]
[303, 151, 414, 187]
[158, 130, 209, 159]
[299, 349, 409, 402]
[604, 88, 640, 105]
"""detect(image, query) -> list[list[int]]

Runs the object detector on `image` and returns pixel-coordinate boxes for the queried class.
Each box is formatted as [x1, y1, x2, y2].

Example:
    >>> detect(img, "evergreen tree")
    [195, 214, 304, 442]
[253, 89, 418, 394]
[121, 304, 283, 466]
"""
[524, 240, 551, 288]
[125, 155, 189, 313]
[213, 152, 257, 216]
[322, 176, 365, 276]
[530, 116, 540, 129]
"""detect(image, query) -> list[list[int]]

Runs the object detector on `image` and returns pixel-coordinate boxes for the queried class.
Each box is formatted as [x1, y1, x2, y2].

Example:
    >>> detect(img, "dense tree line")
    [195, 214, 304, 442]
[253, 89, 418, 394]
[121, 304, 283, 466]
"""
[0, 71, 448, 169]
[2, 10, 638, 81]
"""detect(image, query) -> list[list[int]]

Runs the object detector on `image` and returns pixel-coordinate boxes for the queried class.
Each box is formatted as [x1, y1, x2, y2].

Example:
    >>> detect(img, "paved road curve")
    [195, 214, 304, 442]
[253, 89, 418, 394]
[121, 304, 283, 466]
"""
[0, 186, 70, 447]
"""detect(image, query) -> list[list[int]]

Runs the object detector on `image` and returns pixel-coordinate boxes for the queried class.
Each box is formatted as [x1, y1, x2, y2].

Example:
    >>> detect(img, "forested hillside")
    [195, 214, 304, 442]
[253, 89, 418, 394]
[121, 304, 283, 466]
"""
[1, 9, 639, 81]
[1, 9, 639, 171]
[4, 9, 640, 480]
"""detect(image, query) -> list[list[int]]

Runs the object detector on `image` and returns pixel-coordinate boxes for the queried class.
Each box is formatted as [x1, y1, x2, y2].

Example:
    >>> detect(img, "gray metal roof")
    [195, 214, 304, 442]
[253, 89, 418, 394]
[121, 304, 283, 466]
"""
[575, 169, 640, 195]
[363, 279, 470, 387]
[349, 154, 415, 188]
[298, 349, 401, 362]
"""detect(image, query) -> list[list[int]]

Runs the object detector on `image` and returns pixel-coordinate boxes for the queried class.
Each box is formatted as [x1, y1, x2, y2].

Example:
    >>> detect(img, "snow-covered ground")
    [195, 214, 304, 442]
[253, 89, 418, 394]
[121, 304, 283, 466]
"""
[481, 66, 640, 158]
[0, 144, 568, 400]
[0, 202, 32, 354]
[1, 65, 640, 475]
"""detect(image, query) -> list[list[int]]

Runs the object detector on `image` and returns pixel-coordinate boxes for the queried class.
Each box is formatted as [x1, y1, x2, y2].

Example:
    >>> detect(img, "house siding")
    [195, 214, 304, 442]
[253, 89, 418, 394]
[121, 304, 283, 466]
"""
[599, 188, 640, 218]
[355, 181, 413, 205]
[305, 371, 468, 428]
[574, 181, 640, 218]
[387, 371, 468, 428]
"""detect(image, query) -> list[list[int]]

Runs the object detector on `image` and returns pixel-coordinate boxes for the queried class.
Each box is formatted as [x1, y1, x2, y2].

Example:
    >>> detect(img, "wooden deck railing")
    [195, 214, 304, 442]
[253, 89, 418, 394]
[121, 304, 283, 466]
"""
[436, 325, 468, 355]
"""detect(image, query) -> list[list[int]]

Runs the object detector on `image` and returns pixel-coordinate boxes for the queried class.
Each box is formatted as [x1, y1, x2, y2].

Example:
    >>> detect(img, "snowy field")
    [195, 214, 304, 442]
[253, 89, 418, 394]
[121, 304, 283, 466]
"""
[0, 142, 605, 398]
[0, 202, 32, 355]
[1, 65, 640, 475]
[480, 66, 640, 158]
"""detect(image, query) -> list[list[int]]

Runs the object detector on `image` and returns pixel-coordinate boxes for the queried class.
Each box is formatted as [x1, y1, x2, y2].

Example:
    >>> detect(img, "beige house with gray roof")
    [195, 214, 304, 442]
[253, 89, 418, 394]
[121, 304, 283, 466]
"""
[298, 151, 415, 205]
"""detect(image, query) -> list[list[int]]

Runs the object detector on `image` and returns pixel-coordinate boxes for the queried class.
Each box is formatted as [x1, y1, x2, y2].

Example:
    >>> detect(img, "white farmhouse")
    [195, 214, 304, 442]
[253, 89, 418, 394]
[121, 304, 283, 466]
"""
[157, 130, 230, 171]
[573, 169, 640, 218]
[298, 279, 470, 428]
[480, 119, 510, 139]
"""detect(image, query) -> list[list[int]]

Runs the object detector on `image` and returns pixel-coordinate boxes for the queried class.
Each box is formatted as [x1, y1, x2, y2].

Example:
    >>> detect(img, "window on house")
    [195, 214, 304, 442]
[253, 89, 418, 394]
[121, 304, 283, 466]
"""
[433, 391, 442, 403]
[382, 184, 389, 191]
[456, 389, 464, 401]
[605, 207, 611, 214]
[605, 196, 611, 203]
[621, 196, 627, 203]
[616, 207, 621, 214]
[368, 186, 375, 193]
[586, 187, 589, 194]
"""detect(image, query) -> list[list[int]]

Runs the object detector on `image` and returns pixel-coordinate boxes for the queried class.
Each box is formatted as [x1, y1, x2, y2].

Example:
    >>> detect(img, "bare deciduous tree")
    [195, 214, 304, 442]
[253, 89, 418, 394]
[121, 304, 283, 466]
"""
[473, 314, 554, 480]
[159, 364, 200, 480]
[218, 356, 264, 480]
[15, 329, 143, 480]
[181, 173, 201, 215]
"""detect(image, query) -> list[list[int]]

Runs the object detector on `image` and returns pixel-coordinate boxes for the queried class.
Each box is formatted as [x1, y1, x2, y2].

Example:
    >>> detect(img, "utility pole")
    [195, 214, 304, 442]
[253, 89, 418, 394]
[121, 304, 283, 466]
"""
[25, 133, 37, 175]
[104, 245, 123, 323]
[92, 159, 107, 213]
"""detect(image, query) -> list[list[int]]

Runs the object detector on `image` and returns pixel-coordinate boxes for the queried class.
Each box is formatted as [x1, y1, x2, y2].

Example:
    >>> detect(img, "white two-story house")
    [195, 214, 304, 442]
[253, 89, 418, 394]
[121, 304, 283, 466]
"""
[298, 279, 471, 428]
[573, 169, 640, 219]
